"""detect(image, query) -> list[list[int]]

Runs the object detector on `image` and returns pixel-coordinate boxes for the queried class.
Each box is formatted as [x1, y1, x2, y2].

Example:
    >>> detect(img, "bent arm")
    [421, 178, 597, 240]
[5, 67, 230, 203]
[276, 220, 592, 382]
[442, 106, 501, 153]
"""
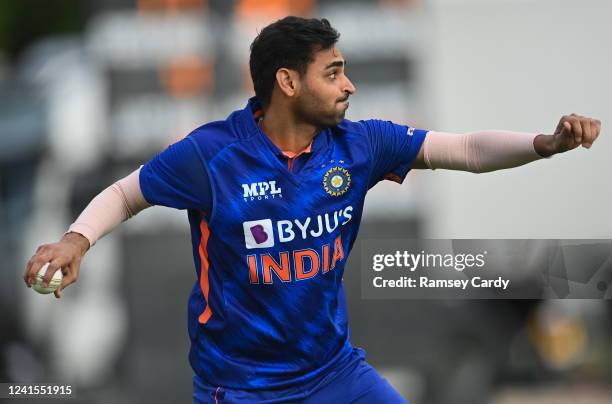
[412, 130, 548, 173]
[67, 167, 151, 247]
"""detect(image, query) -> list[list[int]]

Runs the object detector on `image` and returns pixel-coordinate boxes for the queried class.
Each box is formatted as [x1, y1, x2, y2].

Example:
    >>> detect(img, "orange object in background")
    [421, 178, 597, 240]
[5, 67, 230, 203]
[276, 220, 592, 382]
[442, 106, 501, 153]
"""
[160, 55, 214, 98]
[137, 0, 207, 13]
[234, 0, 315, 93]
[527, 309, 588, 370]
[235, 0, 315, 20]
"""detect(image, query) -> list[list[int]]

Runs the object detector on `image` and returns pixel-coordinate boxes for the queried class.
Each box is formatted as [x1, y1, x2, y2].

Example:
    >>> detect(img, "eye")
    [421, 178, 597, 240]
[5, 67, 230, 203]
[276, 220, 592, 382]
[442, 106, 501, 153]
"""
[328, 72, 337, 80]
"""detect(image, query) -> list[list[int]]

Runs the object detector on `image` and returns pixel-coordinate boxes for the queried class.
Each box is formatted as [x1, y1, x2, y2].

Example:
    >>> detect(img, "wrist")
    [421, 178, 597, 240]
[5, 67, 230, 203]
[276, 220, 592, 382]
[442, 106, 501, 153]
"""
[533, 134, 556, 158]
[62, 232, 91, 256]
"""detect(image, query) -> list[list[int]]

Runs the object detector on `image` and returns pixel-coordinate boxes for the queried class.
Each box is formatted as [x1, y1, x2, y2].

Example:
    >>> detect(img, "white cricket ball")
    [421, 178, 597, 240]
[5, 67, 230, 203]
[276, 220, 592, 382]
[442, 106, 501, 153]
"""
[32, 263, 63, 294]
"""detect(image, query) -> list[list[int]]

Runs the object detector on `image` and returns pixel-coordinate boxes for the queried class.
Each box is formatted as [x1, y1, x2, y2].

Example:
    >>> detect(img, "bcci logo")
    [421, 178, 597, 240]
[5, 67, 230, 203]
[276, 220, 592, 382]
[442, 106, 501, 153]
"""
[323, 167, 351, 197]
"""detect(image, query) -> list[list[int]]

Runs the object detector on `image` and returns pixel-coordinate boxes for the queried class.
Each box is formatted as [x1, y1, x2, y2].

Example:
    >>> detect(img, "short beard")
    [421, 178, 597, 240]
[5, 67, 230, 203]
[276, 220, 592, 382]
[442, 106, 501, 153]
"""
[294, 86, 343, 129]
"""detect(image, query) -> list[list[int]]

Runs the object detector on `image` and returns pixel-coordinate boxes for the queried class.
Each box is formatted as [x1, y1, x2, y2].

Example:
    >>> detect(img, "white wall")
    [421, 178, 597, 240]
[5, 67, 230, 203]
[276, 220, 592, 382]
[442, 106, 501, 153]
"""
[423, 0, 612, 238]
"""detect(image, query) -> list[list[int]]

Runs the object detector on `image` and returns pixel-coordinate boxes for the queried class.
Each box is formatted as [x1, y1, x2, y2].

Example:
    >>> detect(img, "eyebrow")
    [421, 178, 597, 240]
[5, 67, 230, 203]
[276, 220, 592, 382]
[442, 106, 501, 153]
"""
[324, 60, 345, 70]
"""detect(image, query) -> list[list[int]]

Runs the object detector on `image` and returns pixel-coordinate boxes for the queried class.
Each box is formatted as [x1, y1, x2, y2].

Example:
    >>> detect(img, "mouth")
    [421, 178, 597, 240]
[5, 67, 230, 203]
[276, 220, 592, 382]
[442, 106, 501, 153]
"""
[337, 97, 350, 109]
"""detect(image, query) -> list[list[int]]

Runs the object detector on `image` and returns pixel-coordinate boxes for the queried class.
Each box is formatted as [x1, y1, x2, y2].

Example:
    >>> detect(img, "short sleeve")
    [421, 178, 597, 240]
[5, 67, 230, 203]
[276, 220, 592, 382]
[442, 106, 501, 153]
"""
[139, 136, 212, 212]
[362, 119, 428, 188]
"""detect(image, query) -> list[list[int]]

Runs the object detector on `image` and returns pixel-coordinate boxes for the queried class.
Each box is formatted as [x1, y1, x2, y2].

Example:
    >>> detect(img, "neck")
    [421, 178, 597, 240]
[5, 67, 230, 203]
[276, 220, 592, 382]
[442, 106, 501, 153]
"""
[259, 104, 318, 154]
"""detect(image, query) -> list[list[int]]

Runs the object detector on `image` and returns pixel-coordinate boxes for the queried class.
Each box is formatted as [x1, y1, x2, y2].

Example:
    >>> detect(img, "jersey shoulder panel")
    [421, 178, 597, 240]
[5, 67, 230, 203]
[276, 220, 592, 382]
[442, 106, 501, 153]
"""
[187, 111, 254, 163]
[333, 119, 373, 155]
[335, 119, 368, 137]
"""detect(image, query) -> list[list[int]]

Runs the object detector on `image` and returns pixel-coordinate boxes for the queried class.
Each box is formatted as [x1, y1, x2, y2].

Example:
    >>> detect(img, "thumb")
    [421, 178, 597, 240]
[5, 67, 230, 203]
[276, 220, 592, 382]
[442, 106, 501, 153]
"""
[562, 121, 572, 133]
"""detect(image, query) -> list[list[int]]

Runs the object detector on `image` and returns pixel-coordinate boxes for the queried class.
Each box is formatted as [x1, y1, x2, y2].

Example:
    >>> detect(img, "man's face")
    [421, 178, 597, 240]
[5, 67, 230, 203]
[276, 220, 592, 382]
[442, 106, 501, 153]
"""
[294, 47, 356, 128]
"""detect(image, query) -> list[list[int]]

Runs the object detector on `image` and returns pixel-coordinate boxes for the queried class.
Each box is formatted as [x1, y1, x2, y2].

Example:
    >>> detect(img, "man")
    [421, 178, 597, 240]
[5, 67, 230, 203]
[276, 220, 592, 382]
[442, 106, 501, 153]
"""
[24, 17, 601, 403]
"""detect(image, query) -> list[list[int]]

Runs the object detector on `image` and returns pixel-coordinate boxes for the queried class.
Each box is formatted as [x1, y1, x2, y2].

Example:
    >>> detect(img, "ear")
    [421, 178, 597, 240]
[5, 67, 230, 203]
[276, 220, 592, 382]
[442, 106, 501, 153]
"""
[275, 68, 301, 98]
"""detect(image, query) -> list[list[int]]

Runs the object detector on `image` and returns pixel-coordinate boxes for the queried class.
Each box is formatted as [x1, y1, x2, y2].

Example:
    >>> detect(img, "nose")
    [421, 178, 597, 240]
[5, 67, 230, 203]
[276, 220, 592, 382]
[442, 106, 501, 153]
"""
[343, 75, 356, 95]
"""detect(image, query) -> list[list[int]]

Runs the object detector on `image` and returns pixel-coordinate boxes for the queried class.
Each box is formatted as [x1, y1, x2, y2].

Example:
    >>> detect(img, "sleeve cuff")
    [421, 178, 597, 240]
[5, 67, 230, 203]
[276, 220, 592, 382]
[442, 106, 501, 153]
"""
[65, 224, 96, 248]
[383, 129, 428, 184]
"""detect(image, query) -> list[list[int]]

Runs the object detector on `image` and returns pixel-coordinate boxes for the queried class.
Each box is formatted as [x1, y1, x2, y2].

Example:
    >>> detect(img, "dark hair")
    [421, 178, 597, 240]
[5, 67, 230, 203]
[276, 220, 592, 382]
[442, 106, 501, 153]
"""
[249, 16, 340, 107]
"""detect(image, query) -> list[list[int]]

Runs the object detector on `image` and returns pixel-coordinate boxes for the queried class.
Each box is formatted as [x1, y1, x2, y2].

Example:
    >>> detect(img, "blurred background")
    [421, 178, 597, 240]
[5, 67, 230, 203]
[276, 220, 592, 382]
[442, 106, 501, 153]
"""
[1, 0, 611, 403]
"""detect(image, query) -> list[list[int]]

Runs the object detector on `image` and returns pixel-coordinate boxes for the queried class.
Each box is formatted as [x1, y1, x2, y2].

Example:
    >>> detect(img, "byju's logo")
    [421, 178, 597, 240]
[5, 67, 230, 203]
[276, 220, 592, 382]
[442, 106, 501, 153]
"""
[242, 181, 283, 202]
[243, 219, 274, 249]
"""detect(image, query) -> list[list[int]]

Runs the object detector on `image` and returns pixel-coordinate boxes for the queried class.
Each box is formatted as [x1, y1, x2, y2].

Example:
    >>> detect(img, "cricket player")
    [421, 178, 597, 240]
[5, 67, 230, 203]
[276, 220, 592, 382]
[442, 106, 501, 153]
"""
[24, 17, 601, 403]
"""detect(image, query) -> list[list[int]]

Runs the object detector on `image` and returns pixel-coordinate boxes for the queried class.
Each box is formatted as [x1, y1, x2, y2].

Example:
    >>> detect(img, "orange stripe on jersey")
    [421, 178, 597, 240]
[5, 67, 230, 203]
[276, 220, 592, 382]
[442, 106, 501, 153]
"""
[281, 143, 312, 159]
[283, 143, 312, 172]
[198, 220, 213, 324]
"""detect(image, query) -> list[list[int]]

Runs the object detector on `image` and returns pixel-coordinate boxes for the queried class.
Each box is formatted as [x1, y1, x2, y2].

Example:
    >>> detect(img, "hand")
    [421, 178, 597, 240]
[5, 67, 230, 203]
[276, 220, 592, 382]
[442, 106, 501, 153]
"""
[552, 113, 601, 153]
[23, 232, 90, 298]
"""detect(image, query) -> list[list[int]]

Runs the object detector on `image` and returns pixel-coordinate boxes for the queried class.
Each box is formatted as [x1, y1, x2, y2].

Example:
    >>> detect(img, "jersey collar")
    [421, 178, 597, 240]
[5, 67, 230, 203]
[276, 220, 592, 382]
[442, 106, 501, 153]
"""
[243, 97, 331, 159]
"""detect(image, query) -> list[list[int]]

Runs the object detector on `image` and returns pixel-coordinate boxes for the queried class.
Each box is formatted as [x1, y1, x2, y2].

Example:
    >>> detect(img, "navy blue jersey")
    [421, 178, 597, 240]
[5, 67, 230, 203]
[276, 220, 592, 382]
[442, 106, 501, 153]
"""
[139, 97, 428, 390]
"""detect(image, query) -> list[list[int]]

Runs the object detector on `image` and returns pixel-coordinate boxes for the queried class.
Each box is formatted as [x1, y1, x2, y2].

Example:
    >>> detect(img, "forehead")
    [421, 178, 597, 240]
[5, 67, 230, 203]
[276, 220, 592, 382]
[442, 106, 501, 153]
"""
[310, 46, 344, 69]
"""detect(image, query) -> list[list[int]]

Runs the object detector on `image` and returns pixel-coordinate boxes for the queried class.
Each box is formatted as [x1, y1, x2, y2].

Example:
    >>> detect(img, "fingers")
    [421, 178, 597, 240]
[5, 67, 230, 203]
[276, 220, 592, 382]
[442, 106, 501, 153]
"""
[582, 118, 592, 148]
[42, 258, 63, 288]
[560, 113, 602, 149]
[593, 119, 602, 142]
[24, 241, 83, 296]
[585, 117, 602, 148]
[568, 114, 583, 144]
[24, 246, 51, 287]
[54, 263, 79, 299]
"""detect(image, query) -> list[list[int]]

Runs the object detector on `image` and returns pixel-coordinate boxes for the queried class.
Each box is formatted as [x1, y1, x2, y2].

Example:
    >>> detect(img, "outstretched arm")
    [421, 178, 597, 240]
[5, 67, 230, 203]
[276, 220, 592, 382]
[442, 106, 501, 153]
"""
[23, 168, 150, 298]
[412, 114, 602, 172]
